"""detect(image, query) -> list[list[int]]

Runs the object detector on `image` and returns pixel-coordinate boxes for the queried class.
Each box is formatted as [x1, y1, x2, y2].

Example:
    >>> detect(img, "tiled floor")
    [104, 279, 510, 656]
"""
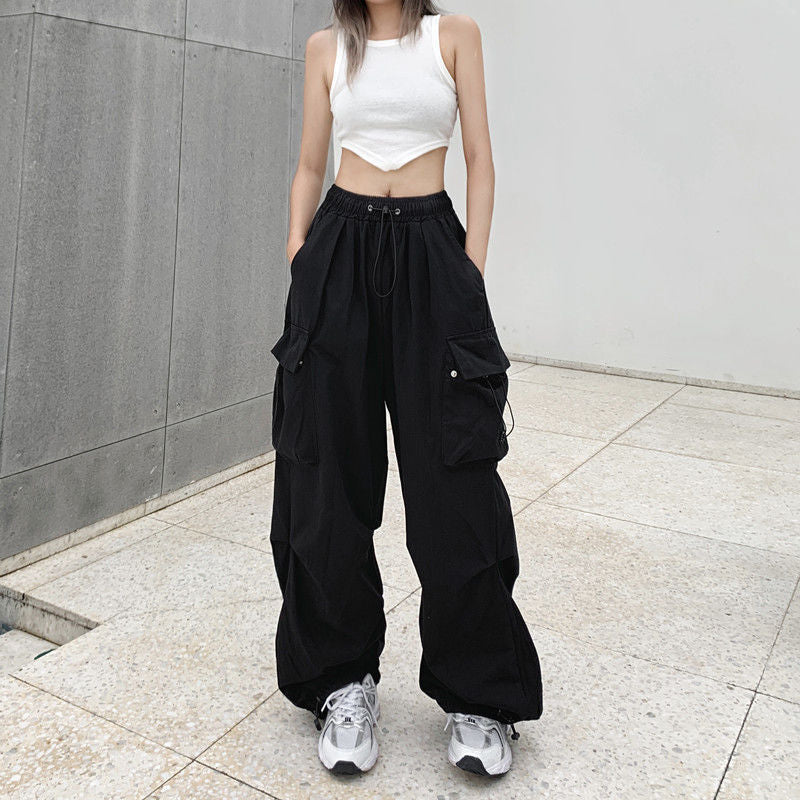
[1, 361, 799, 799]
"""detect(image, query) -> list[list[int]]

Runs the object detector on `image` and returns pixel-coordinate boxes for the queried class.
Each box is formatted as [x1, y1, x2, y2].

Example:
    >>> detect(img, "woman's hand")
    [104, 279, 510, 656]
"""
[464, 245, 485, 278]
[287, 236, 306, 265]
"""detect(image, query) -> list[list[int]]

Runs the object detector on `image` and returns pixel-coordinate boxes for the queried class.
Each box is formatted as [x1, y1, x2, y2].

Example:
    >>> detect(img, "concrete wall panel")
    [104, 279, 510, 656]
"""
[0, 429, 163, 560]
[187, 0, 291, 56]
[0, 14, 32, 450]
[291, 0, 332, 60]
[0, 2, 34, 16]
[168, 41, 290, 424]
[162, 393, 270, 493]
[34, 0, 185, 37]
[1, 16, 182, 476]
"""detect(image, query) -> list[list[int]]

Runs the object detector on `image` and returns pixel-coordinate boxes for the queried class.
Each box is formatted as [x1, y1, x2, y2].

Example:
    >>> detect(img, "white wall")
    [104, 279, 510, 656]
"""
[443, 0, 800, 393]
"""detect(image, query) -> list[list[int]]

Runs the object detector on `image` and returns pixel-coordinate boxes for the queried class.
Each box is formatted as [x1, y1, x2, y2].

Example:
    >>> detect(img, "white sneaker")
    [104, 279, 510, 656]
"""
[317, 672, 381, 774]
[444, 712, 515, 775]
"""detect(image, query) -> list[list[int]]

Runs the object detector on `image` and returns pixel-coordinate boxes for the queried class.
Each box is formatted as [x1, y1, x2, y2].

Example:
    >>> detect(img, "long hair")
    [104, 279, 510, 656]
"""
[331, 0, 449, 85]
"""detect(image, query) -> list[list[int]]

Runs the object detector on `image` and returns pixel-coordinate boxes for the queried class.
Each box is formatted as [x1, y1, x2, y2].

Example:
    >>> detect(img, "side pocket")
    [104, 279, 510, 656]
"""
[270, 322, 318, 464]
[442, 211, 485, 282]
[289, 203, 323, 276]
[442, 326, 511, 466]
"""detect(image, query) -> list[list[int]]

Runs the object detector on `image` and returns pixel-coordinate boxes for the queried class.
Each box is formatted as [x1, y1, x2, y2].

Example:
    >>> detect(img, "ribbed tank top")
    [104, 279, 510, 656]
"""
[329, 14, 458, 172]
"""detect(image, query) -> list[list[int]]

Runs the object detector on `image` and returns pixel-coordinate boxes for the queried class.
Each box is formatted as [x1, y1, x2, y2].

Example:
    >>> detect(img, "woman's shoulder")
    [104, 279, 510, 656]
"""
[303, 25, 338, 62]
[438, 12, 482, 43]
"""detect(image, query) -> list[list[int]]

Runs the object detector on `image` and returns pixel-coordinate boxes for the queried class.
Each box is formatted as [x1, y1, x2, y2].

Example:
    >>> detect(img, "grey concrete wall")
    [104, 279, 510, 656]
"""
[0, 0, 336, 562]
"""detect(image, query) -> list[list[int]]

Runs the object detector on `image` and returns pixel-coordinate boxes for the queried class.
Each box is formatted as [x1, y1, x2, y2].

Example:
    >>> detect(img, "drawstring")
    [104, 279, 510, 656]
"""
[482, 375, 515, 442]
[313, 695, 324, 731]
[368, 201, 401, 297]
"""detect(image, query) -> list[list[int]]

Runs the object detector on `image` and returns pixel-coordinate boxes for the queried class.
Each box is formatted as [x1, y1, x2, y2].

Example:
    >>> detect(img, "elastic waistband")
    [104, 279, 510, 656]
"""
[320, 182, 454, 221]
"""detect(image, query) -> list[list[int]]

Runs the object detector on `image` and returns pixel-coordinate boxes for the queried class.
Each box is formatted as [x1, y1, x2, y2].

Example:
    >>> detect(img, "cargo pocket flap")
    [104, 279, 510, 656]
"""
[270, 324, 309, 374]
[446, 328, 511, 380]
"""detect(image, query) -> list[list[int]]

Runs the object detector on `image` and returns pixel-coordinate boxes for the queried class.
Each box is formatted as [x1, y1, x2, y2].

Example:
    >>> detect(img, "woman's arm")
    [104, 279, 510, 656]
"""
[287, 29, 336, 264]
[447, 14, 495, 277]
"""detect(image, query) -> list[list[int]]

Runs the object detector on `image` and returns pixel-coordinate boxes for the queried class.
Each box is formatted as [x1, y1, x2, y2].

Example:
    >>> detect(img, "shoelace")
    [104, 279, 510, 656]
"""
[367, 201, 401, 297]
[443, 711, 520, 741]
[315, 681, 372, 731]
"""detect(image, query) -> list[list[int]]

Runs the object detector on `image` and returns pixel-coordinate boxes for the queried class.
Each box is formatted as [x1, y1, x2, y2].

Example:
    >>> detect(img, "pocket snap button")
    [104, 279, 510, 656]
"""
[450, 369, 458, 378]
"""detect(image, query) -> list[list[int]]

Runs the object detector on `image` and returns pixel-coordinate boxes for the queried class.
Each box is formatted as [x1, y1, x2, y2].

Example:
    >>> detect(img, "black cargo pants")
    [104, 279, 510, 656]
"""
[269, 182, 543, 731]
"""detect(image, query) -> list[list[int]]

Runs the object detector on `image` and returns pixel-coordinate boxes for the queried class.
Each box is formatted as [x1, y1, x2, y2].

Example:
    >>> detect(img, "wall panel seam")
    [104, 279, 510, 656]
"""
[29, 12, 305, 62]
[160, 0, 191, 497]
[0, 13, 36, 470]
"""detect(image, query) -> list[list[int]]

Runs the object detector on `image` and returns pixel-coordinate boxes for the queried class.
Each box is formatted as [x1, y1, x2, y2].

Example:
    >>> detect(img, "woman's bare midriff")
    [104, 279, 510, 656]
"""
[333, 145, 448, 197]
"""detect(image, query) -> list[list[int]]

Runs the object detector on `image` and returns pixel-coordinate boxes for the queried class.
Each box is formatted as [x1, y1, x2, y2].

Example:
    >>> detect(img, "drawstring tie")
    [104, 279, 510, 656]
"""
[482, 375, 515, 443]
[368, 201, 401, 297]
[313, 695, 324, 731]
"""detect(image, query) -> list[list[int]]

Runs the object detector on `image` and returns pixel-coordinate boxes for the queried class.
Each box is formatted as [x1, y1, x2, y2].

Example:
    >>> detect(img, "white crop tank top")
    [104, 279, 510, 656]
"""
[329, 14, 458, 172]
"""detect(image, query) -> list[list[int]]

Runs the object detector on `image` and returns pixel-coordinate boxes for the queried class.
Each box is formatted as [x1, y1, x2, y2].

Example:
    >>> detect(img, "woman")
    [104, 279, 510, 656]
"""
[269, 0, 543, 777]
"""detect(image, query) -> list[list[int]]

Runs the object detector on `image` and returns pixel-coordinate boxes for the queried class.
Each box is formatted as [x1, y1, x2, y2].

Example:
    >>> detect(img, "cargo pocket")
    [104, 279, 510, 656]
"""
[270, 322, 318, 464]
[442, 326, 511, 466]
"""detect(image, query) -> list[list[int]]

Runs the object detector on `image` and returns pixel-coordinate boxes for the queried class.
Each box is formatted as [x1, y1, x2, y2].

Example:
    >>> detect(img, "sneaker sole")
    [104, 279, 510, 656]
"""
[330, 760, 362, 774]
[455, 755, 492, 775]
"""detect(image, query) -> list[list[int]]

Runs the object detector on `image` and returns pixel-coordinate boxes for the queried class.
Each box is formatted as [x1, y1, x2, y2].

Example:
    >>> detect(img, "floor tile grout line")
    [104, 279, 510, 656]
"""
[150, 473, 276, 526]
[192, 687, 283, 771]
[526, 620, 767, 696]
[754, 688, 800, 708]
[611, 439, 800, 477]
[666, 398, 800, 425]
[103, 593, 280, 624]
[13, 668, 289, 800]
[532, 499, 800, 563]
[190, 760, 283, 799]
[752, 573, 800, 697]
[8, 673, 194, 759]
[517, 384, 686, 507]
[14, 664, 281, 799]
[507, 398, 800, 476]
[510, 372, 800, 424]
[712, 692, 756, 800]
[495, 420, 610, 442]
[509, 359, 800, 401]
[509, 376, 681, 402]
[1, 528, 168, 593]
[140, 760, 196, 800]
[167, 522, 282, 554]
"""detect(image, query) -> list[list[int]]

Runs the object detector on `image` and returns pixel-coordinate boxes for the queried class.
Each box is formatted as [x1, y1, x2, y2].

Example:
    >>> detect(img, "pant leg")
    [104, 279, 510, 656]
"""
[269, 205, 389, 721]
[387, 205, 543, 726]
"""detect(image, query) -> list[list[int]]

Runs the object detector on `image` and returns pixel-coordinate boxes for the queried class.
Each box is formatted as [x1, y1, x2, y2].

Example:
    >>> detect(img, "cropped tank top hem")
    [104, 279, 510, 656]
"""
[340, 139, 451, 173]
[329, 13, 458, 173]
